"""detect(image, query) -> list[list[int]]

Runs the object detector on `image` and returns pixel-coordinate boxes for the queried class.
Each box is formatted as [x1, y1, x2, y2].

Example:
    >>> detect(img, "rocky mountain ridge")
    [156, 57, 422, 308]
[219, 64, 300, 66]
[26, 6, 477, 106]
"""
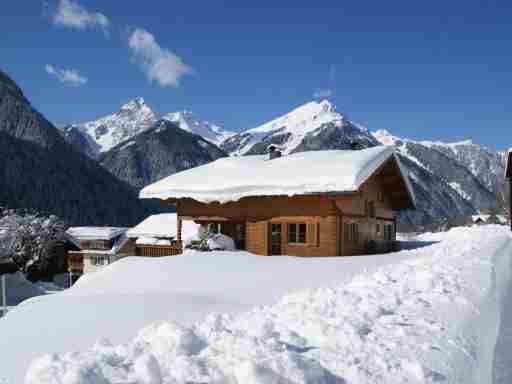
[99, 120, 227, 189]
[0, 69, 148, 226]
[61, 99, 233, 159]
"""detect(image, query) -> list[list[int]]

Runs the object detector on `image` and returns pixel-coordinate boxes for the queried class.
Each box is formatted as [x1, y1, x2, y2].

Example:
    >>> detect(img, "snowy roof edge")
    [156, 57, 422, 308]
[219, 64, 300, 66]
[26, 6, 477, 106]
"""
[139, 147, 416, 207]
[65, 227, 128, 241]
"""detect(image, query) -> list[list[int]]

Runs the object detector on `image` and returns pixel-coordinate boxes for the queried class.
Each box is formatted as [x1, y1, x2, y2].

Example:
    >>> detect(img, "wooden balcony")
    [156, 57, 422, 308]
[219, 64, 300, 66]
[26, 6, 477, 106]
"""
[67, 252, 84, 274]
[136, 241, 183, 257]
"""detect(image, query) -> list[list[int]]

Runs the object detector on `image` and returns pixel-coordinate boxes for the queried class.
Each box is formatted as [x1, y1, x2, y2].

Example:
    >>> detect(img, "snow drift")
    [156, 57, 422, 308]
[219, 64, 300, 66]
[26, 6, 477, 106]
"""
[22, 226, 512, 384]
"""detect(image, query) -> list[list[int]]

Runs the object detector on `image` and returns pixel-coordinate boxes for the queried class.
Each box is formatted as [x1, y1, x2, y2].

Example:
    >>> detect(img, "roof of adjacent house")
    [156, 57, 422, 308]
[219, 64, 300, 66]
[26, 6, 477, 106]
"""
[127, 213, 200, 242]
[139, 146, 416, 207]
[506, 149, 512, 180]
[472, 214, 508, 225]
[66, 227, 128, 241]
[127, 214, 179, 239]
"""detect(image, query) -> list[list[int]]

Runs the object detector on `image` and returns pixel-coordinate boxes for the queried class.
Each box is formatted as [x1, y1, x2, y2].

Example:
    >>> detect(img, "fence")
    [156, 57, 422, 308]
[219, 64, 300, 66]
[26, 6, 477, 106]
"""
[136, 242, 183, 257]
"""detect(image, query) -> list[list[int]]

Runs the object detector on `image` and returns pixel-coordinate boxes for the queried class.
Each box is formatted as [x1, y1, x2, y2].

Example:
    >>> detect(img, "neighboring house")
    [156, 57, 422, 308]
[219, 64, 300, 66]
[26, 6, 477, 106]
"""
[65, 227, 133, 277]
[507, 150, 512, 231]
[139, 146, 416, 256]
[127, 213, 199, 256]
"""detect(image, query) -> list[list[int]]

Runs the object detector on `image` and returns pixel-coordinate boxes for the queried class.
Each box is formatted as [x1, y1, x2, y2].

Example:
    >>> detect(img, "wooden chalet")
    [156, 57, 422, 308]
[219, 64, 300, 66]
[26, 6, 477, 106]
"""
[507, 150, 512, 230]
[65, 227, 133, 277]
[140, 146, 416, 257]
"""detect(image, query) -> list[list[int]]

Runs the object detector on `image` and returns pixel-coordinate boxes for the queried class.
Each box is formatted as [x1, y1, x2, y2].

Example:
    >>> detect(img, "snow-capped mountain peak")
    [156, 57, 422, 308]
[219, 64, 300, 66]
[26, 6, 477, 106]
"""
[372, 129, 401, 145]
[162, 110, 234, 146]
[220, 99, 377, 155]
[119, 97, 148, 113]
[61, 98, 157, 158]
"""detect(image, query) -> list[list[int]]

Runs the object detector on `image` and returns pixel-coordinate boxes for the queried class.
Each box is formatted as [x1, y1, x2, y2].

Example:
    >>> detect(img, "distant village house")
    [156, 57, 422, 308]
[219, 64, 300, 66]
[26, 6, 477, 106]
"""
[66, 227, 132, 278]
[140, 146, 416, 257]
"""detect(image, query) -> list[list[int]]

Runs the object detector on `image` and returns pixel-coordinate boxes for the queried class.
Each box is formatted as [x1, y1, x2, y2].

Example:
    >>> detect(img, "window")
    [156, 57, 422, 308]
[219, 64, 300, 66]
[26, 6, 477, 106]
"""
[368, 201, 376, 218]
[91, 255, 108, 266]
[288, 223, 306, 244]
[376, 223, 381, 235]
[344, 222, 359, 243]
[82, 240, 109, 250]
[384, 224, 394, 241]
[207, 223, 221, 234]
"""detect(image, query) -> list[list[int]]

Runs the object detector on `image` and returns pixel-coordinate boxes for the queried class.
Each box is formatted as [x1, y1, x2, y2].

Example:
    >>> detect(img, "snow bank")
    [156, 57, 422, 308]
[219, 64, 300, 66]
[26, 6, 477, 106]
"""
[0, 243, 426, 384]
[139, 146, 416, 205]
[206, 234, 236, 251]
[23, 226, 512, 384]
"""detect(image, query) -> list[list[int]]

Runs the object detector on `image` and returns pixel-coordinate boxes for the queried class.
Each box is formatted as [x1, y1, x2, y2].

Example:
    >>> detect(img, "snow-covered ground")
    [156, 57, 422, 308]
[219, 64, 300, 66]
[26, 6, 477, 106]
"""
[1, 226, 511, 383]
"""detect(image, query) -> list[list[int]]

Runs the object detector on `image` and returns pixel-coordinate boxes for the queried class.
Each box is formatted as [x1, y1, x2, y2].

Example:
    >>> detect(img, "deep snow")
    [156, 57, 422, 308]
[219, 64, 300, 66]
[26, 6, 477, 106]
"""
[1, 239, 427, 384]
[1, 226, 511, 383]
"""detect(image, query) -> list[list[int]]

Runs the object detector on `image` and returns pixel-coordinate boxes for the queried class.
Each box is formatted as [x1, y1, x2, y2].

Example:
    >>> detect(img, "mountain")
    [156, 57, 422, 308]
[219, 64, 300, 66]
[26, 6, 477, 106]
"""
[372, 130, 506, 227]
[220, 100, 380, 155]
[61, 97, 157, 159]
[163, 110, 234, 146]
[100, 120, 227, 189]
[0, 69, 148, 226]
[216, 100, 505, 228]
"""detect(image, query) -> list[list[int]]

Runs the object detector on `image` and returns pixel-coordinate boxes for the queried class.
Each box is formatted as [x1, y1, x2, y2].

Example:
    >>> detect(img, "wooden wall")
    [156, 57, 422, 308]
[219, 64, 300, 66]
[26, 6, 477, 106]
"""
[177, 195, 338, 221]
[246, 221, 269, 255]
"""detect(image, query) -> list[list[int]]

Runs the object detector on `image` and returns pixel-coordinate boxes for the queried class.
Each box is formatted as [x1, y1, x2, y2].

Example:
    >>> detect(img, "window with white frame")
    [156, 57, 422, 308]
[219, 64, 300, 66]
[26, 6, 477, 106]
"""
[91, 255, 108, 266]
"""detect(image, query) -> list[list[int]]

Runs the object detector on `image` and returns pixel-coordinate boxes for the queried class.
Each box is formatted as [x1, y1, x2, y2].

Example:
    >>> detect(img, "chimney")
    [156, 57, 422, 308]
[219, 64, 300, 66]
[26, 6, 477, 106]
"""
[268, 144, 281, 160]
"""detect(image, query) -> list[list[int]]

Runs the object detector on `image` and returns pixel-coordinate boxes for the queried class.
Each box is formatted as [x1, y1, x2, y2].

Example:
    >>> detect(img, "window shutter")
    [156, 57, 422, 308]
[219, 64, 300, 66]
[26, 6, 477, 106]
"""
[307, 222, 319, 247]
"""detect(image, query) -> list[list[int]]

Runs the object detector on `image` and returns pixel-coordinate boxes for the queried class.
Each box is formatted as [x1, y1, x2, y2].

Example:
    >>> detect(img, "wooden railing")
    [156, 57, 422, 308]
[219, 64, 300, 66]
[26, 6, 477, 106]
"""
[136, 242, 183, 257]
[67, 252, 84, 274]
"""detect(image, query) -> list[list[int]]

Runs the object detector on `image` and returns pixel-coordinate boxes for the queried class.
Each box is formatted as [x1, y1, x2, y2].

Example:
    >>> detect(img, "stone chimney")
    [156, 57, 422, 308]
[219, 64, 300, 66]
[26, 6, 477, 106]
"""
[268, 144, 281, 160]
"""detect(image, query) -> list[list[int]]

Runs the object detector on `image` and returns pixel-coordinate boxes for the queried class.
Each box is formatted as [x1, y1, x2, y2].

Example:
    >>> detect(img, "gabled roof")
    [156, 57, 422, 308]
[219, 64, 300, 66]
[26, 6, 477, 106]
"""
[140, 146, 416, 209]
[66, 227, 128, 241]
[506, 149, 512, 180]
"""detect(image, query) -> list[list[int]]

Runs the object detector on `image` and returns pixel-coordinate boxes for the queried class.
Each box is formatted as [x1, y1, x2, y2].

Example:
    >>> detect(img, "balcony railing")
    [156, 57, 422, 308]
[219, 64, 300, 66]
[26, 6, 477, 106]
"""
[136, 241, 183, 257]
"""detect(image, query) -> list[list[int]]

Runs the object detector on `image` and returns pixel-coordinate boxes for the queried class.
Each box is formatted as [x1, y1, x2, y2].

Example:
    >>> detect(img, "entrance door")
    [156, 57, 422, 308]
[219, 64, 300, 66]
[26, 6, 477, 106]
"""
[270, 223, 282, 255]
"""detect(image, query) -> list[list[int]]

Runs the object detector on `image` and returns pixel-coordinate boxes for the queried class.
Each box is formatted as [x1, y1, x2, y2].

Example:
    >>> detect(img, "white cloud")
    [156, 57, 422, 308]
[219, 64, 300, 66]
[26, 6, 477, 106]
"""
[128, 28, 193, 87]
[52, 0, 110, 32]
[45, 64, 88, 87]
[313, 88, 334, 99]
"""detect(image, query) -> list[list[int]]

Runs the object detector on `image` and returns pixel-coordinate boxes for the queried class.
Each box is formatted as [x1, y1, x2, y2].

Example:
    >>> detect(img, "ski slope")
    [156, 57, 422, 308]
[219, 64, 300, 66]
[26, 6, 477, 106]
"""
[0, 226, 510, 383]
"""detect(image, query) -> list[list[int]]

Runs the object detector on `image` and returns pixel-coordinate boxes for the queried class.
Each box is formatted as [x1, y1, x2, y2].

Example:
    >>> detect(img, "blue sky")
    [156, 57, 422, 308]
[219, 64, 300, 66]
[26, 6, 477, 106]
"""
[1, 1, 511, 149]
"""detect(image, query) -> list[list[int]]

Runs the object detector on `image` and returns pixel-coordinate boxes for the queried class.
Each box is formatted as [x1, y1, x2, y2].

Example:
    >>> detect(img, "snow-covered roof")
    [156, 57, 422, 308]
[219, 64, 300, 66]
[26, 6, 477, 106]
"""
[127, 213, 200, 243]
[472, 215, 507, 224]
[140, 146, 416, 208]
[135, 236, 172, 246]
[127, 214, 179, 239]
[66, 227, 128, 241]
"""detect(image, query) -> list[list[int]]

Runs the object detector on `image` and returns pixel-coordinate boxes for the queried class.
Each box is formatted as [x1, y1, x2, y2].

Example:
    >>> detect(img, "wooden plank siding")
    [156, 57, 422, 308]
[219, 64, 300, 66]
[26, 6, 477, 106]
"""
[136, 242, 183, 257]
